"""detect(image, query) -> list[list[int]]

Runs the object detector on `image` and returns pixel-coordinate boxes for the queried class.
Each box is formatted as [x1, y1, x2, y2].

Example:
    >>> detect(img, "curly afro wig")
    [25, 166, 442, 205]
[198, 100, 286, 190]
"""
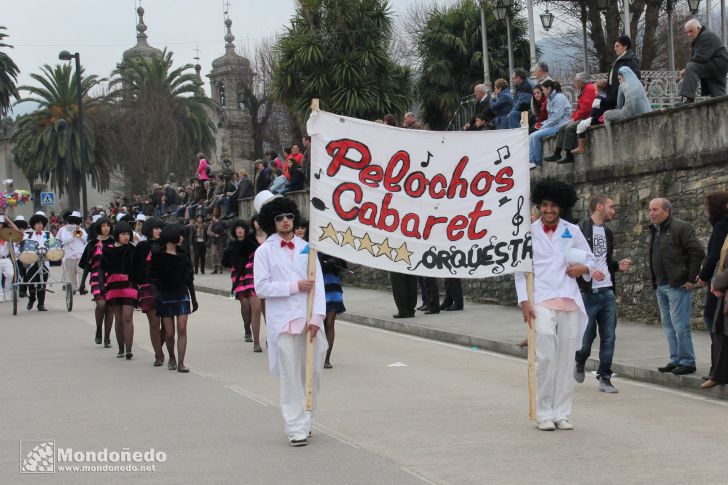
[141, 217, 164, 239]
[531, 178, 578, 212]
[258, 197, 300, 236]
[230, 219, 250, 238]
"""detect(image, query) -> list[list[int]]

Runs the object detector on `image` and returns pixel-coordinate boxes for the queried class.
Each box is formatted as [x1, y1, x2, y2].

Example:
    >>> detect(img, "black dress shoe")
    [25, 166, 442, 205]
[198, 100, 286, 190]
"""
[658, 363, 678, 373]
[27, 299, 35, 311]
[439, 303, 451, 311]
[445, 306, 464, 311]
[424, 309, 440, 315]
[557, 152, 574, 164]
[37, 306, 47, 312]
[416, 304, 428, 311]
[671, 365, 696, 376]
[543, 151, 562, 162]
[95, 333, 102, 345]
[393, 312, 415, 318]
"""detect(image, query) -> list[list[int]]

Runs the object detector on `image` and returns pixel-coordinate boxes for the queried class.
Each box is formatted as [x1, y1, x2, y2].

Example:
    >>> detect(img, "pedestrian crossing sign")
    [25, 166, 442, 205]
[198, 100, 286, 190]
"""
[40, 192, 55, 207]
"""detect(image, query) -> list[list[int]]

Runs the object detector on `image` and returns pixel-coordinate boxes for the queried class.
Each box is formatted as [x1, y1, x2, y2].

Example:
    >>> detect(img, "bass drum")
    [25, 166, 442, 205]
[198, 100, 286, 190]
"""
[46, 239, 65, 262]
[18, 239, 39, 265]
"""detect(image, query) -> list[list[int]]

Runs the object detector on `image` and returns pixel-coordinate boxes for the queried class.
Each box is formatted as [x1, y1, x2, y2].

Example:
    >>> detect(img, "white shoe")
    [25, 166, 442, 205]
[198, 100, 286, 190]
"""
[555, 420, 574, 430]
[537, 420, 556, 431]
[529, 162, 538, 171]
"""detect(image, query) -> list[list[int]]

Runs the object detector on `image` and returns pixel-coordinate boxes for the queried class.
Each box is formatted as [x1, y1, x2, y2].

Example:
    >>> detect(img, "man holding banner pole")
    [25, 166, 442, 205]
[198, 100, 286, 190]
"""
[253, 191, 327, 447]
[515, 178, 594, 431]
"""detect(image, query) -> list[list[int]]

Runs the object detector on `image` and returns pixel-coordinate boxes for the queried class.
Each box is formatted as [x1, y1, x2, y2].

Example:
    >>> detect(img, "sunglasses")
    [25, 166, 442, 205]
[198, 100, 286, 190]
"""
[274, 213, 295, 223]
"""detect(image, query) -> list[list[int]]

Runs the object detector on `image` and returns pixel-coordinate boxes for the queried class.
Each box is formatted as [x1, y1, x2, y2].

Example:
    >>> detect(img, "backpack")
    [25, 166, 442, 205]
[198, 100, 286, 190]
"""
[204, 163, 212, 177]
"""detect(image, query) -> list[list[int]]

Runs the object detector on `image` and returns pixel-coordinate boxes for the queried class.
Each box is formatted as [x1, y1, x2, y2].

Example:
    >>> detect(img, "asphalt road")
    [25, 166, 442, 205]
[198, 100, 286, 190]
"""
[1, 291, 726, 484]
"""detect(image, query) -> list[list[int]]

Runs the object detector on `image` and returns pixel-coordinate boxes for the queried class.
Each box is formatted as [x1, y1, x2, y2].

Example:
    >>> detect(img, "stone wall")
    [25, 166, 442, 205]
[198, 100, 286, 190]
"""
[240, 97, 728, 327]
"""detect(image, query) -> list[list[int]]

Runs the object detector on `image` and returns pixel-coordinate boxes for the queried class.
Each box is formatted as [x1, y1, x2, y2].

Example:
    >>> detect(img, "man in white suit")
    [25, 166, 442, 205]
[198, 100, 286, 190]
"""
[515, 179, 595, 431]
[253, 192, 327, 447]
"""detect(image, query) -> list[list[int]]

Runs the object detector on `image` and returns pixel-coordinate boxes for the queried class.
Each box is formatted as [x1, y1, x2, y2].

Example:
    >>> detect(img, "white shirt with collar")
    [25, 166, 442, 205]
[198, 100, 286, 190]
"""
[58, 224, 87, 260]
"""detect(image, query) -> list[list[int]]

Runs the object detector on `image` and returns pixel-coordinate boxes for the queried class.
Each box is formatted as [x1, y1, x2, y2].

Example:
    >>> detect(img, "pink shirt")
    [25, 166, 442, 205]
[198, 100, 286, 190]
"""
[277, 239, 324, 335]
[196, 159, 210, 181]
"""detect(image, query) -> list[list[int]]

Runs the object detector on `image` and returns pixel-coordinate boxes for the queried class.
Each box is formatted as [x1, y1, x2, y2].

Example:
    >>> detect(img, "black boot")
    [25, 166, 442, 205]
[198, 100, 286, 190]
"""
[557, 151, 575, 164]
[27, 292, 36, 311]
[543, 148, 562, 162]
[37, 291, 47, 311]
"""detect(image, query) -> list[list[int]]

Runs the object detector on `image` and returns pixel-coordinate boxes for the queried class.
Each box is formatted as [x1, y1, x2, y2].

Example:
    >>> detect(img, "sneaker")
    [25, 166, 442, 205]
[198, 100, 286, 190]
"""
[573, 362, 585, 383]
[671, 365, 696, 376]
[658, 362, 678, 373]
[529, 162, 538, 171]
[537, 420, 556, 431]
[599, 376, 618, 393]
[555, 420, 574, 430]
[290, 438, 308, 447]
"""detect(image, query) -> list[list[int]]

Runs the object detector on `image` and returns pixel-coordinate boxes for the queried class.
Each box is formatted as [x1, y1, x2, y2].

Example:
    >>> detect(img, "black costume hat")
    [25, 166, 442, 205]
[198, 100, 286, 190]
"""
[258, 197, 300, 236]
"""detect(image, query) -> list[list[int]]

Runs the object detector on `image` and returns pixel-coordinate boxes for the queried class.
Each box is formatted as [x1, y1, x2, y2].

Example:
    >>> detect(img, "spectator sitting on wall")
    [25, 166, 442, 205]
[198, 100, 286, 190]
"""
[266, 150, 282, 171]
[530, 84, 548, 133]
[490, 78, 514, 129]
[678, 19, 728, 102]
[507, 68, 534, 129]
[605, 35, 641, 110]
[224, 170, 254, 219]
[603, 66, 652, 123]
[572, 79, 609, 155]
[254, 160, 271, 194]
[544, 72, 596, 164]
[290, 144, 304, 166]
[464, 84, 494, 131]
[280, 160, 304, 195]
[268, 168, 287, 194]
[529, 80, 572, 170]
[534, 61, 553, 84]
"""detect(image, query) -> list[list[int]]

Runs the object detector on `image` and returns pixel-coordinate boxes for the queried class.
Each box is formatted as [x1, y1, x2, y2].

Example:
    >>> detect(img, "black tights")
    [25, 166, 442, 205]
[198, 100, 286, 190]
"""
[163, 315, 188, 367]
[324, 311, 336, 365]
[95, 299, 113, 342]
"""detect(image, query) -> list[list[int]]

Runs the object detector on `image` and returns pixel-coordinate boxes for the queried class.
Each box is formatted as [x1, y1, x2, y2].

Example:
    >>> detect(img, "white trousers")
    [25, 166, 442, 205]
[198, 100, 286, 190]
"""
[0, 258, 13, 301]
[534, 305, 580, 422]
[276, 333, 325, 441]
[62, 258, 81, 292]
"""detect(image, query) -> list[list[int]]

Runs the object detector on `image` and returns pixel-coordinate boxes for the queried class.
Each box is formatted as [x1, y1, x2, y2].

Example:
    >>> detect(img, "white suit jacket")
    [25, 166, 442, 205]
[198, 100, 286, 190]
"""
[58, 225, 87, 260]
[254, 233, 327, 375]
[515, 219, 595, 343]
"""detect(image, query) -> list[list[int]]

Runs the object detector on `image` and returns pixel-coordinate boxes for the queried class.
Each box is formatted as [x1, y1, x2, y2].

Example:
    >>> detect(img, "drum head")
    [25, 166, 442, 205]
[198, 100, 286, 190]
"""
[18, 240, 39, 264]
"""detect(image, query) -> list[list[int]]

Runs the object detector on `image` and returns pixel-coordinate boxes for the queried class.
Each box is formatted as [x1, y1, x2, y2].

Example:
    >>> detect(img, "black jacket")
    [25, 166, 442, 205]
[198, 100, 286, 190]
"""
[577, 218, 620, 292]
[649, 217, 705, 288]
[466, 94, 495, 130]
[221, 235, 259, 271]
[150, 250, 195, 300]
[607, 50, 641, 104]
[690, 26, 728, 70]
[699, 218, 728, 282]
[132, 239, 163, 284]
[236, 177, 254, 199]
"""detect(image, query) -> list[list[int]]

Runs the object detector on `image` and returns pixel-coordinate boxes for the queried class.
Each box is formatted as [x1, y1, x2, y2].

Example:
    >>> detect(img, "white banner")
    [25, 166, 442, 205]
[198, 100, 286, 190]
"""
[306, 111, 532, 278]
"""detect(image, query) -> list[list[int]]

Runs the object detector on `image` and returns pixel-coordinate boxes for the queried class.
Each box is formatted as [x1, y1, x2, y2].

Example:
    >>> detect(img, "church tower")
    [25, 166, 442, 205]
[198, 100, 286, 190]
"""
[207, 15, 254, 169]
[120, 6, 163, 67]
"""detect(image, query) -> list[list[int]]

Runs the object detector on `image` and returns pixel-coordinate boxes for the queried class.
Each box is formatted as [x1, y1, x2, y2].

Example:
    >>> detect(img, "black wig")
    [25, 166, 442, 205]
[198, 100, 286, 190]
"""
[141, 217, 164, 240]
[258, 197, 300, 236]
[113, 221, 133, 239]
[160, 223, 184, 246]
[230, 219, 250, 239]
[531, 178, 578, 212]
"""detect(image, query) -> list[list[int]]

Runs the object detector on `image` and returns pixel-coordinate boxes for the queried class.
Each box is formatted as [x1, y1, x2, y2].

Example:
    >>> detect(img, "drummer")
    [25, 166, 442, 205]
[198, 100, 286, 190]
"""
[0, 215, 23, 303]
[58, 210, 87, 294]
[12, 216, 28, 298]
[24, 211, 50, 311]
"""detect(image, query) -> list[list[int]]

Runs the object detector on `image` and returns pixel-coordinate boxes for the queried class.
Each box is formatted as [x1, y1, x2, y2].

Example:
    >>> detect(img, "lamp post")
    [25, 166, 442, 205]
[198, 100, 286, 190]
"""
[526, 0, 537, 73]
[494, 0, 514, 82]
[540, 8, 555, 31]
[687, 0, 701, 13]
[477, 0, 492, 89]
[667, 0, 676, 71]
[58, 50, 87, 218]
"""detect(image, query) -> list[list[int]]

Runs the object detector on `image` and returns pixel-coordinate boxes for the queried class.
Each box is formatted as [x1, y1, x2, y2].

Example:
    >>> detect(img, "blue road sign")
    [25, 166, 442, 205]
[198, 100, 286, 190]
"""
[40, 192, 55, 207]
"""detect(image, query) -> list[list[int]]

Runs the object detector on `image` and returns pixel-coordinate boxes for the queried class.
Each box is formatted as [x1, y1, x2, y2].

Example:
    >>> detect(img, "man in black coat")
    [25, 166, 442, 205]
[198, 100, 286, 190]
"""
[605, 35, 641, 110]
[679, 19, 728, 101]
[464, 84, 494, 131]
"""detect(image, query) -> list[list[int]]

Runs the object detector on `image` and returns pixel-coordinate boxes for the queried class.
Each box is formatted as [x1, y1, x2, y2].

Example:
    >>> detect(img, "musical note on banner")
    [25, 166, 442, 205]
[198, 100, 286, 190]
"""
[313, 168, 324, 180]
[512, 195, 525, 236]
[494, 145, 511, 165]
[421, 151, 434, 168]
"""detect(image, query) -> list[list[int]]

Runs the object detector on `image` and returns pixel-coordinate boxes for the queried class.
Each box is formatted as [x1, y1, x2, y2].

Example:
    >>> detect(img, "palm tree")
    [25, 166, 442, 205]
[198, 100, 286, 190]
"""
[0, 26, 20, 117]
[417, 0, 532, 130]
[11, 64, 113, 208]
[109, 49, 216, 195]
[273, 0, 412, 123]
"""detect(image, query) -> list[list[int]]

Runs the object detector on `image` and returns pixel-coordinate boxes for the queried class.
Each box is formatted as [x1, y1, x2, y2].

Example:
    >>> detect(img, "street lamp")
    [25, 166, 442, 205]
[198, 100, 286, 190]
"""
[493, 1, 514, 84]
[687, 0, 701, 13]
[477, 0, 492, 89]
[540, 9, 554, 31]
[58, 50, 88, 218]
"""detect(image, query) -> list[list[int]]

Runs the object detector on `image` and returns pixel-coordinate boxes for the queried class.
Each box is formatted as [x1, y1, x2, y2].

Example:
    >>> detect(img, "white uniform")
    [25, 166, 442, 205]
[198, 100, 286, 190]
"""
[515, 219, 594, 424]
[254, 233, 327, 441]
[58, 224, 87, 292]
[0, 238, 13, 301]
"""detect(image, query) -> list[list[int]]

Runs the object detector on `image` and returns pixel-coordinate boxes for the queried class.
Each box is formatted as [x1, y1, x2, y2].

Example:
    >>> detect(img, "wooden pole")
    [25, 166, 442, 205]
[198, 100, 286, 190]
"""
[520, 109, 536, 420]
[305, 97, 320, 412]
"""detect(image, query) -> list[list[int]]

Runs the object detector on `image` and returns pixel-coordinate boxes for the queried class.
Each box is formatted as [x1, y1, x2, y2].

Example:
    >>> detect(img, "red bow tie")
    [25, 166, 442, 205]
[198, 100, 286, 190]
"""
[36, 232, 42, 236]
[543, 224, 558, 234]
[280, 240, 294, 250]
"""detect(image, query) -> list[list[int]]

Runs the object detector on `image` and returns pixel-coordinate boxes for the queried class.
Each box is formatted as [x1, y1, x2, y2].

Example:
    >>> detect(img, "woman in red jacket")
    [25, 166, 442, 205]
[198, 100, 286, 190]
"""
[544, 73, 597, 164]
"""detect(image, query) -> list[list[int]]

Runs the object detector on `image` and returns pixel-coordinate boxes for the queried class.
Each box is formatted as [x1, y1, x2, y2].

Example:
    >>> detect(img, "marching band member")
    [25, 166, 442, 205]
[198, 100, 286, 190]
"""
[253, 193, 327, 446]
[101, 222, 138, 359]
[12, 216, 28, 298]
[515, 179, 595, 431]
[25, 211, 50, 311]
[58, 210, 87, 294]
[0, 215, 23, 303]
[80, 217, 114, 346]
[133, 213, 147, 244]
[133, 217, 166, 366]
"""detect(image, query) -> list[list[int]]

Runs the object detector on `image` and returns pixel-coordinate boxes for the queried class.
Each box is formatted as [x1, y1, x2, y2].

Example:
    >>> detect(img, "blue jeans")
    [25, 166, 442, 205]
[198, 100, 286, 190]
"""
[655, 285, 696, 367]
[529, 126, 560, 165]
[575, 290, 617, 377]
[507, 110, 522, 129]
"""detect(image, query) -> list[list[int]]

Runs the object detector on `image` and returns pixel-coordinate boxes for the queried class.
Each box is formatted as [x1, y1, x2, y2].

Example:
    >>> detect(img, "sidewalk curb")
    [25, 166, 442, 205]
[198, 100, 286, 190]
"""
[195, 285, 728, 401]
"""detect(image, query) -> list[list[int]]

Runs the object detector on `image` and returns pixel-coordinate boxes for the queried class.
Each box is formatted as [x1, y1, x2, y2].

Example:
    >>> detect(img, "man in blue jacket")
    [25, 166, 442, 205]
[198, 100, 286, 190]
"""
[507, 68, 533, 129]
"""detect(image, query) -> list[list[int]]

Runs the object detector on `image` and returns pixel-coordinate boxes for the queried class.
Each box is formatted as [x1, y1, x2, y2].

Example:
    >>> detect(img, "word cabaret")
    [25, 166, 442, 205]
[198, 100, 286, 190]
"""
[307, 111, 532, 278]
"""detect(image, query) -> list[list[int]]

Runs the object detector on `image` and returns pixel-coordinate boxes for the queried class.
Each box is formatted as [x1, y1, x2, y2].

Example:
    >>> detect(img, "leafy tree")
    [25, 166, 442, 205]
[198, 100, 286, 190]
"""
[11, 64, 113, 208]
[416, 0, 532, 130]
[0, 26, 20, 117]
[109, 49, 217, 195]
[273, 0, 412, 123]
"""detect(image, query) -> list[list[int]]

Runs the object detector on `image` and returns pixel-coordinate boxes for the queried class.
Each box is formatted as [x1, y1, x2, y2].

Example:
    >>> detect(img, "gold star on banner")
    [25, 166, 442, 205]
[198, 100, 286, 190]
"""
[376, 238, 394, 260]
[357, 233, 376, 256]
[393, 242, 414, 266]
[341, 227, 357, 249]
[319, 223, 340, 245]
